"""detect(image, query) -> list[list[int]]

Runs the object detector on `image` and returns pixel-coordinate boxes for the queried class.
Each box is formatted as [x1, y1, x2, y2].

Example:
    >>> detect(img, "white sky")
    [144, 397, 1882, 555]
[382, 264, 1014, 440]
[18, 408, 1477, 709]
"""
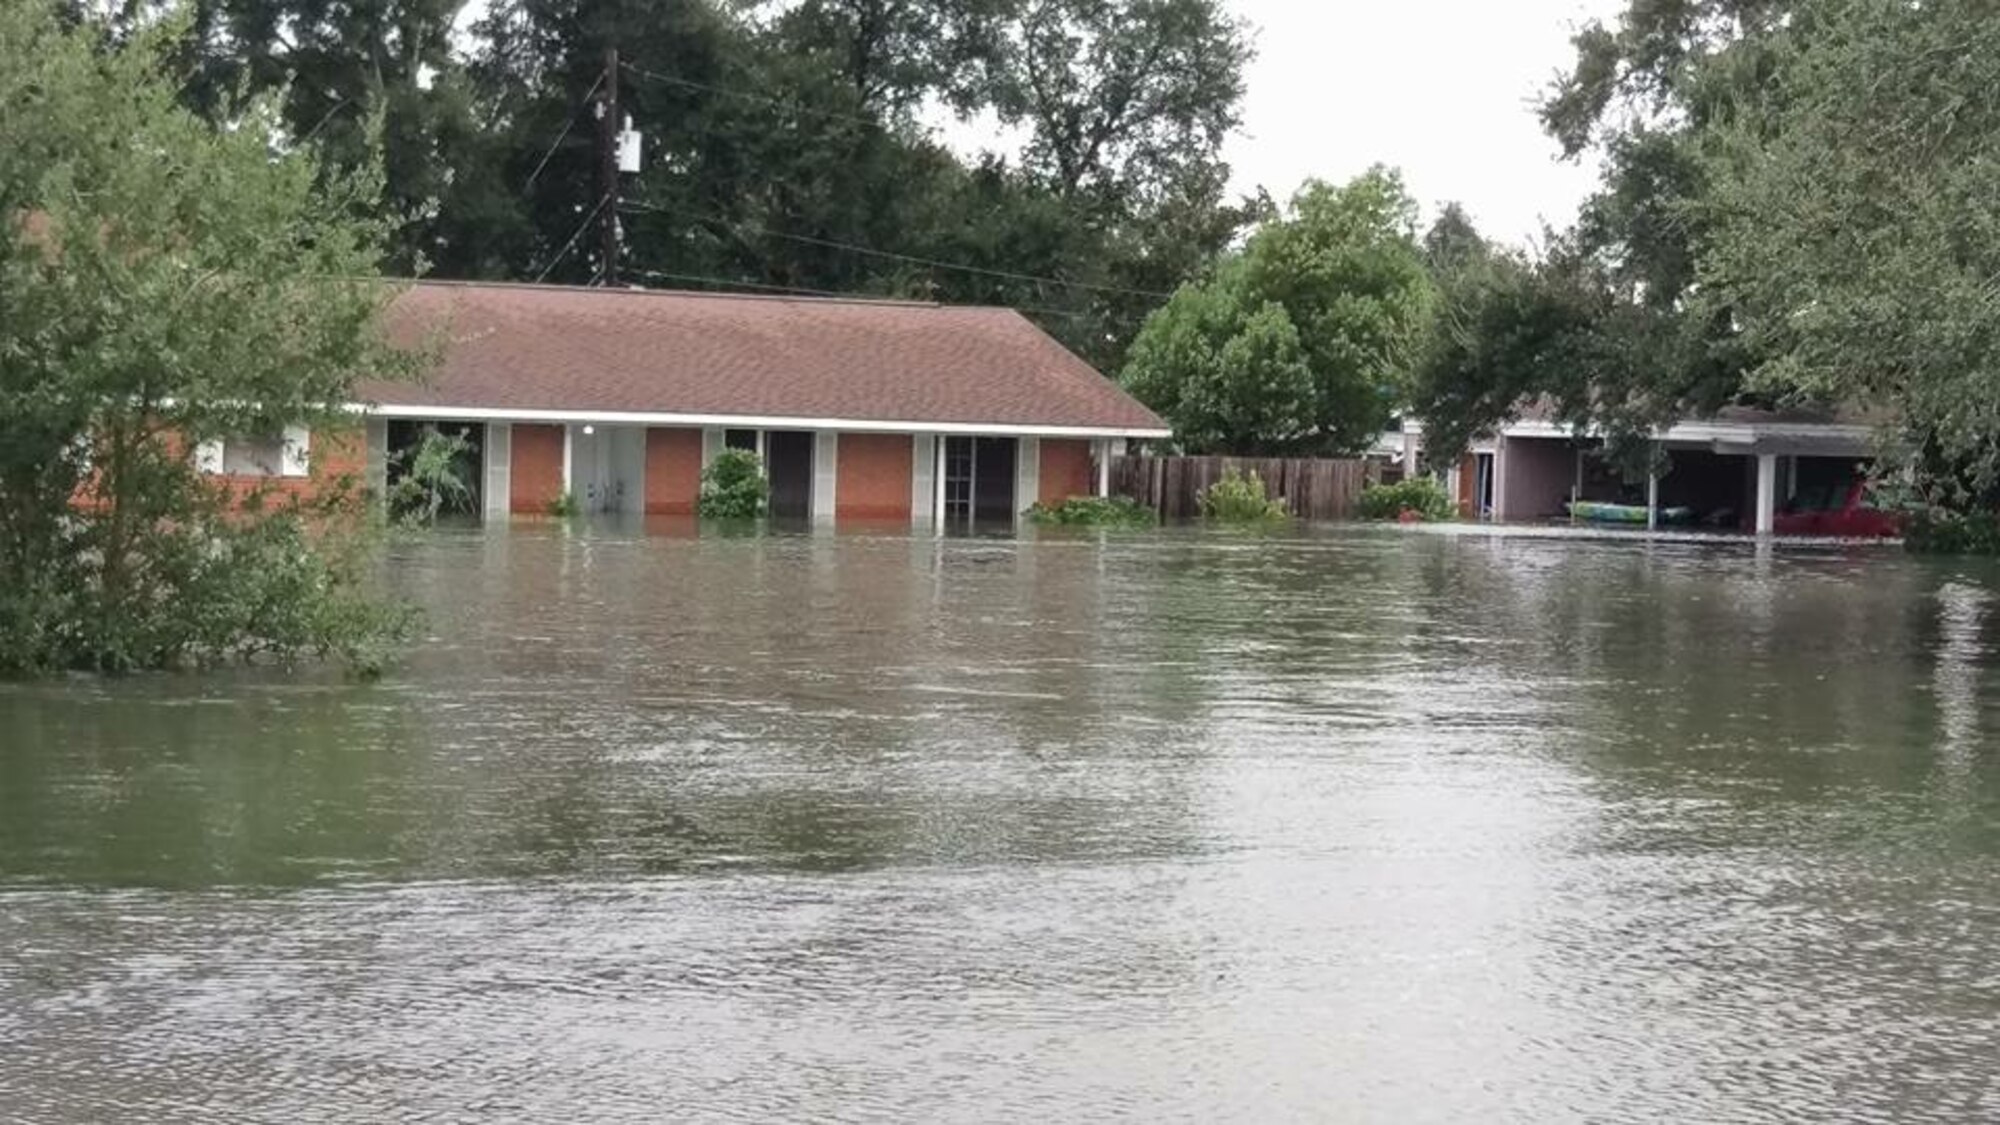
[1216, 0, 1625, 244]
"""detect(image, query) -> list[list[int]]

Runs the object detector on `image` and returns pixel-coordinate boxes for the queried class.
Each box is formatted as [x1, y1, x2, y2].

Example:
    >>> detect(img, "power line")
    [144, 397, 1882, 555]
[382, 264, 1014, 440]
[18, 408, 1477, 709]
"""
[619, 62, 889, 131]
[623, 268, 1096, 320]
[619, 200, 1173, 300]
[533, 192, 613, 284]
[627, 268, 883, 300]
[523, 70, 607, 192]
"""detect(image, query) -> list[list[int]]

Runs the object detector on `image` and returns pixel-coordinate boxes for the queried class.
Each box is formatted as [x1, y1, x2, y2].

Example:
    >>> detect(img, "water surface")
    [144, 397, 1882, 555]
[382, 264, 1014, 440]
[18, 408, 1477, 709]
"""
[3, 524, 1997, 1121]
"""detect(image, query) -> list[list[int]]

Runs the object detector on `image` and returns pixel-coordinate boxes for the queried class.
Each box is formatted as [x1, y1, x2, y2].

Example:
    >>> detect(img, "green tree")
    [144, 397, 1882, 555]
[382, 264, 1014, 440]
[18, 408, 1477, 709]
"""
[1695, 0, 2000, 505]
[0, 4, 419, 673]
[1123, 169, 1434, 455]
[1404, 1, 1791, 473]
[1407, 211, 1609, 470]
[105, 0, 481, 275]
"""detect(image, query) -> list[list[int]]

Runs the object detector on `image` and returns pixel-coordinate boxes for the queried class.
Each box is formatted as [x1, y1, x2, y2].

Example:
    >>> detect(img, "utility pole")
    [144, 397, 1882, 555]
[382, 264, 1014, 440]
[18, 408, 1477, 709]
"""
[597, 46, 620, 287]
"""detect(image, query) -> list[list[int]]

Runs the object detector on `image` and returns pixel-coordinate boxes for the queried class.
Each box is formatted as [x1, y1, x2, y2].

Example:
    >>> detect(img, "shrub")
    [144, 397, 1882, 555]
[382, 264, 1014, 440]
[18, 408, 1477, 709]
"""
[387, 428, 476, 526]
[1906, 511, 2000, 555]
[1358, 477, 1454, 522]
[697, 448, 768, 519]
[544, 491, 580, 518]
[1198, 469, 1289, 523]
[1027, 495, 1158, 528]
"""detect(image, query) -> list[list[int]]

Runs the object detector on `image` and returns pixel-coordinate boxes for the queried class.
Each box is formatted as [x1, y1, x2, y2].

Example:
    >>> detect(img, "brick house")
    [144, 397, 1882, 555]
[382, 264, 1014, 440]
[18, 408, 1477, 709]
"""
[249, 280, 1165, 526]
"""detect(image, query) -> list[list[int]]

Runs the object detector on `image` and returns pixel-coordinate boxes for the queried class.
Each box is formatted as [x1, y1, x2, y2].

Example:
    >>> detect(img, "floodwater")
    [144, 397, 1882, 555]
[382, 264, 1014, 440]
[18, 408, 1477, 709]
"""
[2, 523, 1997, 1122]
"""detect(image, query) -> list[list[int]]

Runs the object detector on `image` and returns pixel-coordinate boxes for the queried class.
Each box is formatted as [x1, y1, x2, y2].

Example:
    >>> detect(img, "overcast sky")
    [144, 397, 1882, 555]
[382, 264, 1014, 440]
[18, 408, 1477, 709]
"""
[1217, 0, 1624, 244]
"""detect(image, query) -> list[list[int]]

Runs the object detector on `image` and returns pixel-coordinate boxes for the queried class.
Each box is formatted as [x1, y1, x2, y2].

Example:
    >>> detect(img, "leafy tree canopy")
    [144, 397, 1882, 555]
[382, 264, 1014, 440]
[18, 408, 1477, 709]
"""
[1123, 169, 1433, 456]
[1, 3, 417, 673]
[91, 0, 1257, 373]
[1412, 0, 2000, 504]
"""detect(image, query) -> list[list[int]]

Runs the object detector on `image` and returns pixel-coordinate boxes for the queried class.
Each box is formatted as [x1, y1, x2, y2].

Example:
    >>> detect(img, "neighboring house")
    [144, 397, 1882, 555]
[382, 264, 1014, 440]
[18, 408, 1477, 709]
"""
[202, 280, 1169, 526]
[1420, 403, 1885, 534]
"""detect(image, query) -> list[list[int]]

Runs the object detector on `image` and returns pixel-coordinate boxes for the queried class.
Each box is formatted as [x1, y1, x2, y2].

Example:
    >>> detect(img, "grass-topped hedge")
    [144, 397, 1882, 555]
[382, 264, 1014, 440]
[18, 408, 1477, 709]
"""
[1027, 495, 1158, 528]
[1358, 477, 1454, 522]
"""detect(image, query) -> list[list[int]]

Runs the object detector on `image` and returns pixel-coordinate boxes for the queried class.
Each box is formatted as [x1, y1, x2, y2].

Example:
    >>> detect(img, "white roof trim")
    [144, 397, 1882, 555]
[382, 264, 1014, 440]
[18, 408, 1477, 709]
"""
[355, 402, 1170, 440]
[1496, 418, 1876, 444]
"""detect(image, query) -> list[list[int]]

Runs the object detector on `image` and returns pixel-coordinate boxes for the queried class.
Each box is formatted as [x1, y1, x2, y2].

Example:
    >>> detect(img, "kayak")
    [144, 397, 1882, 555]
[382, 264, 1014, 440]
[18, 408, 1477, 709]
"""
[1566, 501, 1694, 525]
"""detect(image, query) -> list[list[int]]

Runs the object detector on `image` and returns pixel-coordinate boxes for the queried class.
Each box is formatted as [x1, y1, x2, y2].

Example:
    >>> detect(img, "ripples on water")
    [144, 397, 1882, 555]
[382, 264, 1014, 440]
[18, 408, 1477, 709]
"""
[2, 525, 1997, 1122]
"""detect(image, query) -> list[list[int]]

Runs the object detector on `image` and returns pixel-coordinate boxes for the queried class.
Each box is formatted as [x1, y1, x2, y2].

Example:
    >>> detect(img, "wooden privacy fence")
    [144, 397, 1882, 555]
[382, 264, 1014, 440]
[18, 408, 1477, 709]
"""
[1109, 454, 1375, 521]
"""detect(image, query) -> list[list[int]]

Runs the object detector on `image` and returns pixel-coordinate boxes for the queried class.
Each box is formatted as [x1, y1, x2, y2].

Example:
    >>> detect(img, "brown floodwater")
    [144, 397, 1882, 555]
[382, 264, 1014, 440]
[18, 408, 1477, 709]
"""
[2, 522, 1997, 1121]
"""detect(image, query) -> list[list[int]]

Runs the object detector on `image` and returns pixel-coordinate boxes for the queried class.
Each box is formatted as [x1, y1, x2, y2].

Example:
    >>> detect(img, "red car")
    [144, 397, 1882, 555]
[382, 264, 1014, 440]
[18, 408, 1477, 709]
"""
[1773, 481, 1906, 538]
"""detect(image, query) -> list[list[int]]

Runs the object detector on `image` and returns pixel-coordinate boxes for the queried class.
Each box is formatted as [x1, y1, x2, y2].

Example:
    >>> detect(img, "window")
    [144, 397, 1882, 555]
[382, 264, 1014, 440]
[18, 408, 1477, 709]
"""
[223, 434, 285, 476]
[724, 428, 759, 452]
[196, 426, 310, 478]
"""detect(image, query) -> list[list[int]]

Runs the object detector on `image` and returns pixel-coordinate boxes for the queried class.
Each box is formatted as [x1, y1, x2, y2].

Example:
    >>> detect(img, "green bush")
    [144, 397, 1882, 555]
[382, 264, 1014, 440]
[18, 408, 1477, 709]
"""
[697, 448, 769, 519]
[544, 491, 580, 518]
[1027, 495, 1158, 528]
[1358, 477, 1454, 522]
[1198, 468, 1289, 523]
[387, 428, 476, 526]
[1906, 511, 2000, 554]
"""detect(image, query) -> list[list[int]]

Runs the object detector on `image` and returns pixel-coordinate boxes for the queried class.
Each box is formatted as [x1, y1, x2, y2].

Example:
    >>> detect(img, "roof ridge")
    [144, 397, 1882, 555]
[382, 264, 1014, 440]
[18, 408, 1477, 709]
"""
[400, 277, 948, 311]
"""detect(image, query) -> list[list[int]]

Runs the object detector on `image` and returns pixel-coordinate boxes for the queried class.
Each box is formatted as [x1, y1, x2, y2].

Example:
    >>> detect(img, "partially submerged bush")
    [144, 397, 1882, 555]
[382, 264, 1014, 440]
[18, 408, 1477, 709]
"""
[388, 428, 476, 526]
[1905, 511, 2000, 555]
[697, 449, 768, 519]
[1198, 469, 1289, 523]
[1027, 495, 1158, 528]
[1358, 477, 1454, 522]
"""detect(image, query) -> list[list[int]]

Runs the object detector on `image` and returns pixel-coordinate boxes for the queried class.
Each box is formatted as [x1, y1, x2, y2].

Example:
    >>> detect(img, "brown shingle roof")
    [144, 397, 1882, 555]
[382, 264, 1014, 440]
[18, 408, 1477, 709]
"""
[360, 280, 1167, 435]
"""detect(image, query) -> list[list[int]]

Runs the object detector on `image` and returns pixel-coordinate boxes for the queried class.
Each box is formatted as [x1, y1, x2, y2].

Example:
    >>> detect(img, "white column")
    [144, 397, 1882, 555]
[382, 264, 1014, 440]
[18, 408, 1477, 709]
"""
[483, 422, 512, 522]
[933, 436, 948, 530]
[701, 427, 724, 468]
[362, 416, 388, 499]
[1095, 439, 1111, 497]
[1015, 436, 1040, 516]
[561, 425, 575, 495]
[1755, 452, 1779, 535]
[910, 434, 936, 530]
[1401, 420, 1421, 478]
[1646, 471, 1660, 531]
[812, 430, 838, 524]
[1492, 436, 1509, 522]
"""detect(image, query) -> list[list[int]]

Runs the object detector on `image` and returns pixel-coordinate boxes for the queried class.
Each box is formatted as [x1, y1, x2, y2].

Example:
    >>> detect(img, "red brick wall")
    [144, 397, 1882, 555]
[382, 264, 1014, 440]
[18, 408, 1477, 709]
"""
[77, 426, 368, 513]
[1039, 438, 1095, 505]
[836, 432, 913, 522]
[645, 427, 703, 515]
[208, 427, 364, 507]
[511, 423, 565, 514]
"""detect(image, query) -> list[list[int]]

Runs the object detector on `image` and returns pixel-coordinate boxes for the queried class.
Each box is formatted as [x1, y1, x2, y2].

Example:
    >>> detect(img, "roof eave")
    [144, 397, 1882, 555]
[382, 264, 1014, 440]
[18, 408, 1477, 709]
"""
[352, 402, 1168, 441]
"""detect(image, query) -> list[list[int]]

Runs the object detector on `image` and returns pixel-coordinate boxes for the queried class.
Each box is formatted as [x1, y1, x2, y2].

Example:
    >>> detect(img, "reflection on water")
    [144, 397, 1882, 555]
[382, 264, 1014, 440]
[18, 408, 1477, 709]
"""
[3, 524, 1998, 1121]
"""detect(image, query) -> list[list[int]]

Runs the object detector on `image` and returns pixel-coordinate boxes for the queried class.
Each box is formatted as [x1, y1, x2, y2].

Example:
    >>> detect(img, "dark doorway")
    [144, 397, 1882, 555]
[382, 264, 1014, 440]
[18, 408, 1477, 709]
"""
[386, 419, 483, 517]
[942, 435, 1018, 529]
[765, 430, 814, 520]
[973, 437, 1016, 523]
[725, 428, 758, 452]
